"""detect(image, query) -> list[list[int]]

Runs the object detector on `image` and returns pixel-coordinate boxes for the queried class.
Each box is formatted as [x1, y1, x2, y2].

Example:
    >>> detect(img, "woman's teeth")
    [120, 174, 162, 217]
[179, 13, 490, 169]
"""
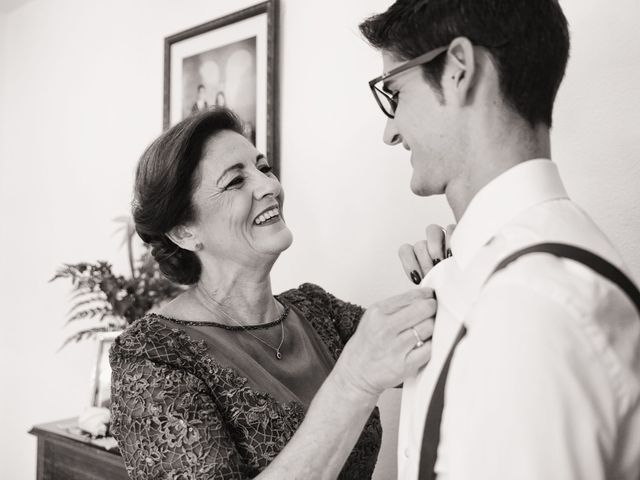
[255, 208, 279, 225]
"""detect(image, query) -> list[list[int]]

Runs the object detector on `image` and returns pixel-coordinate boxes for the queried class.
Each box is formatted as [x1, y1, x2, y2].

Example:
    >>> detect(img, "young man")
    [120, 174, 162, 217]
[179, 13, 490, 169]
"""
[360, 1, 640, 479]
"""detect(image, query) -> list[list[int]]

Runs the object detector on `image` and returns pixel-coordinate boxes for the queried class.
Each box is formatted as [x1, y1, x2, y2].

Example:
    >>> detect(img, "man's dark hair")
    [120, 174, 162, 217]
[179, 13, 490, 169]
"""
[359, 0, 570, 127]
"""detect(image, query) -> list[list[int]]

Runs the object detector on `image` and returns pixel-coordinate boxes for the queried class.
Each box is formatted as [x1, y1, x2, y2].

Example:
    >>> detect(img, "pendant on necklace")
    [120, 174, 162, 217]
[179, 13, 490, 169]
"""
[276, 350, 282, 360]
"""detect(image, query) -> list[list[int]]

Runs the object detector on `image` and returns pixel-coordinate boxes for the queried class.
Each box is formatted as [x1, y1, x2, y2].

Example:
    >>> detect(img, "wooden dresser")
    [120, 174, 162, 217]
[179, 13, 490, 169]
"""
[29, 418, 128, 480]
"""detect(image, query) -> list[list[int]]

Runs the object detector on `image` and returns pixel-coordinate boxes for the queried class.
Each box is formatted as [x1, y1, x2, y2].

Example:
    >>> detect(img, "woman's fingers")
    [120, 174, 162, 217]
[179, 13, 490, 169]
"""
[398, 317, 435, 348]
[368, 300, 436, 353]
[445, 223, 456, 257]
[404, 341, 433, 376]
[398, 243, 424, 285]
[398, 238, 437, 285]
[374, 288, 434, 315]
[425, 224, 446, 263]
[340, 288, 437, 395]
[345, 223, 451, 394]
[399, 224, 456, 285]
[412, 240, 434, 278]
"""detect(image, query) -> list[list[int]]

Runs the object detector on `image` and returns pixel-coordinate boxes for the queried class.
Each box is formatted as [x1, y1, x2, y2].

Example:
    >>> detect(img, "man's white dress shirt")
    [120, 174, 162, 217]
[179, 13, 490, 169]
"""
[397, 159, 640, 479]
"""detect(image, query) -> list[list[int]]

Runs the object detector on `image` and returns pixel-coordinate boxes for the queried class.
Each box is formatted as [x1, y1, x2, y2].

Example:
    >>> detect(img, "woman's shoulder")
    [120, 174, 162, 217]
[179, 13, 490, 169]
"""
[278, 283, 362, 314]
[110, 313, 207, 366]
[279, 283, 365, 349]
[278, 282, 329, 302]
[278, 283, 342, 315]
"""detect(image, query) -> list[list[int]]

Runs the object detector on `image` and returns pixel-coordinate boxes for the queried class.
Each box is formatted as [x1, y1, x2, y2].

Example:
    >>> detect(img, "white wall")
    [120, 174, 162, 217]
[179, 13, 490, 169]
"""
[553, 0, 640, 273]
[0, 0, 639, 479]
[0, 7, 10, 470]
[0, 7, 15, 471]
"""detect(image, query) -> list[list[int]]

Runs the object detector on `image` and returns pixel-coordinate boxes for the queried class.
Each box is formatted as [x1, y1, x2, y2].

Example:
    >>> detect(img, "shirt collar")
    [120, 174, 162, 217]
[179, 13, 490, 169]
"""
[450, 159, 569, 269]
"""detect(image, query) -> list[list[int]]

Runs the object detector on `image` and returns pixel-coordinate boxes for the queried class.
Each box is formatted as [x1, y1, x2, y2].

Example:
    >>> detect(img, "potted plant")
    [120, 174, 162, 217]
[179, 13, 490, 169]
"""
[51, 217, 183, 419]
[51, 216, 183, 350]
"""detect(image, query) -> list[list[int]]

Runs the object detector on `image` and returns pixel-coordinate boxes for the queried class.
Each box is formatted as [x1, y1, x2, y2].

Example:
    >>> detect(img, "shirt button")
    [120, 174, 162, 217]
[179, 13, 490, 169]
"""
[404, 447, 411, 458]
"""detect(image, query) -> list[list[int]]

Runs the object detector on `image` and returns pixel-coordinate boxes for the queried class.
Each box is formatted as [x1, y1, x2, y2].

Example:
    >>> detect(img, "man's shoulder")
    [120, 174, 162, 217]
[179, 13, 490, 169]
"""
[487, 195, 634, 316]
[477, 243, 638, 340]
[471, 251, 640, 395]
[489, 250, 626, 315]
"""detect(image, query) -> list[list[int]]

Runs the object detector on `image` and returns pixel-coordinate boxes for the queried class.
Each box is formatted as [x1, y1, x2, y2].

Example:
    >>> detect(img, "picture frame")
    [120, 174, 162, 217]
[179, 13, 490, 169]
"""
[90, 330, 121, 408]
[163, 0, 280, 178]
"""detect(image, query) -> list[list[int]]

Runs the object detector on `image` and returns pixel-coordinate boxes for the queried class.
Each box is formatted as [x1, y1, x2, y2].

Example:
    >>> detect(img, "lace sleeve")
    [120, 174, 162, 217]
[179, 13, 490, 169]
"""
[110, 356, 244, 480]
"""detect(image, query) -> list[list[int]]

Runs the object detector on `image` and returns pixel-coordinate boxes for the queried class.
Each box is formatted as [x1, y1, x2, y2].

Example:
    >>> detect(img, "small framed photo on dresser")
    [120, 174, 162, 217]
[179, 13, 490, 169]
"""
[90, 330, 121, 408]
[163, 0, 280, 177]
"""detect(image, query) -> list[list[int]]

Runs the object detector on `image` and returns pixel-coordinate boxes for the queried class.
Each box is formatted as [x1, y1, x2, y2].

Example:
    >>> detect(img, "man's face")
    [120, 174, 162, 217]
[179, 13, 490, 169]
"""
[380, 51, 464, 197]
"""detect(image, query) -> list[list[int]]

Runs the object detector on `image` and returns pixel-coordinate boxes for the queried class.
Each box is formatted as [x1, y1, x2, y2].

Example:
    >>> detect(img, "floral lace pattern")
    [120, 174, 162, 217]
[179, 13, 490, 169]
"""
[110, 283, 382, 479]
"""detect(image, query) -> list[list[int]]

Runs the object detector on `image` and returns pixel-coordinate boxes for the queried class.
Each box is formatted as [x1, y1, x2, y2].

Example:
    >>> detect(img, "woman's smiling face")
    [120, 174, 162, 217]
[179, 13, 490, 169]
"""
[190, 130, 293, 265]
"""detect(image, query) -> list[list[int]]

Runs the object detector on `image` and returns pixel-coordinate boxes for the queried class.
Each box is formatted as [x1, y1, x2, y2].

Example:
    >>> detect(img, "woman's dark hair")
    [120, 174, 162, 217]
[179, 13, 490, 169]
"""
[359, 0, 570, 127]
[133, 108, 244, 285]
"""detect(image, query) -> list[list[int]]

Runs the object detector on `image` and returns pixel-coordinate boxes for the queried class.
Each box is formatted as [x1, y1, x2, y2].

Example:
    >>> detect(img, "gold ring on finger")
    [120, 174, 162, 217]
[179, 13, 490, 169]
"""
[410, 326, 424, 348]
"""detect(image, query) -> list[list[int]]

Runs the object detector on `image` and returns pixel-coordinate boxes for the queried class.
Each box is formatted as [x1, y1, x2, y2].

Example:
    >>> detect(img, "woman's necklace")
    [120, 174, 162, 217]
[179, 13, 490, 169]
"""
[195, 284, 289, 360]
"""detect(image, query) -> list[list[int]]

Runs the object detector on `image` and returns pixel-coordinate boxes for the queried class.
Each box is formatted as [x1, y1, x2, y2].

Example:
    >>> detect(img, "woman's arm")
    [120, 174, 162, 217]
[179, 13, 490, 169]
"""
[259, 288, 436, 479]
[112, 289, 435, 479]
[111, 358, 245, 479]
[258, 363, 376, 479]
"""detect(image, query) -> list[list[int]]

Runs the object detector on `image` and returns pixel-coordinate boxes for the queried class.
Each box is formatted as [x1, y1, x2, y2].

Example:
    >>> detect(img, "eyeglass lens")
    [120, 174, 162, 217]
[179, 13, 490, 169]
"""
[374, 83, 397, 118]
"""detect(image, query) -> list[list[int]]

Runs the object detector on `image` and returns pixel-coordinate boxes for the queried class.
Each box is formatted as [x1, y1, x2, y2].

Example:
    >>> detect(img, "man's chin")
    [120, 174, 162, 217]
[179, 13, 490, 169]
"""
[410, 178, 439, 197]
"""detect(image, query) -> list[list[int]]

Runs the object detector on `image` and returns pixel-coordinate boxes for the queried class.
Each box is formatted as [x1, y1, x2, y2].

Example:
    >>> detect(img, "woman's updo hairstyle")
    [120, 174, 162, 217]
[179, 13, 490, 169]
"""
[133, 107, 244, 285]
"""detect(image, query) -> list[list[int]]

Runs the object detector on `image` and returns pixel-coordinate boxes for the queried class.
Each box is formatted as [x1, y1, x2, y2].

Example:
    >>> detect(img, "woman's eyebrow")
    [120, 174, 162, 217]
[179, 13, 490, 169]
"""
[217, 163, 244, 184]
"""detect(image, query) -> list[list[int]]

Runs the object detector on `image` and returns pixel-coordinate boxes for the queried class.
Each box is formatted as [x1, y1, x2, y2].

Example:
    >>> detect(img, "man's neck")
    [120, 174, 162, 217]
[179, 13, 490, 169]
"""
[446, 121, 551, 222]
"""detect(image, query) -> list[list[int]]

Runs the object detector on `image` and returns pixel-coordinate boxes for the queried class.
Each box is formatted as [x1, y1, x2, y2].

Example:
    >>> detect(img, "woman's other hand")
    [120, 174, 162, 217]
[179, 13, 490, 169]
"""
[334, 288, 436, 399]
[399, 223, 456, 285]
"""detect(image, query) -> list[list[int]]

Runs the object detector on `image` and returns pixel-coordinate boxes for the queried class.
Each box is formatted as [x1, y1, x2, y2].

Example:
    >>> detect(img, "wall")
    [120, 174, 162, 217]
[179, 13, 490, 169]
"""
[0, 6, 8, 468]
[0, 0, 639, 478]
[0, 6, 13, 469]
[553, 0, 640, 269]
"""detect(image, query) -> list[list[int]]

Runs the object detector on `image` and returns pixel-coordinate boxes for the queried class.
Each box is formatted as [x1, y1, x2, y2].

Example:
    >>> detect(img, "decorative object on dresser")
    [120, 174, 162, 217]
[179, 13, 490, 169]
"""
[48, 215, 183, 444]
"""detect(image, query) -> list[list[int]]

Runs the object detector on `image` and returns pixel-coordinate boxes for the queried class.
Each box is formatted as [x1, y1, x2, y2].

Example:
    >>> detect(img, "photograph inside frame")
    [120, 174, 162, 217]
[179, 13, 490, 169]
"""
[166, 7, 270, 157]
[181, 36, 258, 145]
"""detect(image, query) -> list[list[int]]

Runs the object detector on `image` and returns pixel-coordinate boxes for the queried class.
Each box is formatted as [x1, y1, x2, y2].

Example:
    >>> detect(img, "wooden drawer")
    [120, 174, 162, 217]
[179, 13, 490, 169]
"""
[30, 419, 128, 480]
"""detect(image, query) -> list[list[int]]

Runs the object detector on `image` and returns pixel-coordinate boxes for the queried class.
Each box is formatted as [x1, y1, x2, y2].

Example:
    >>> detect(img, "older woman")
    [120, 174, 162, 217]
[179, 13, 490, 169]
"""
[110, 108, 438, 479]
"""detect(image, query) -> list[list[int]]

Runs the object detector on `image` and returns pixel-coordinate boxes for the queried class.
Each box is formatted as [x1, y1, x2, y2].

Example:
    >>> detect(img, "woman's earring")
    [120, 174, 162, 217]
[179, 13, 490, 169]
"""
[195, 242, 203, 251]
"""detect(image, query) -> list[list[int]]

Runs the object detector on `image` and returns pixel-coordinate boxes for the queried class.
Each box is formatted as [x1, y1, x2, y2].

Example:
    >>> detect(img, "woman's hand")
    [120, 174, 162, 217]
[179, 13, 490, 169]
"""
[261, 288, 436, 479]
[334, 288, 436, 399]
[399, 223, 456, 285]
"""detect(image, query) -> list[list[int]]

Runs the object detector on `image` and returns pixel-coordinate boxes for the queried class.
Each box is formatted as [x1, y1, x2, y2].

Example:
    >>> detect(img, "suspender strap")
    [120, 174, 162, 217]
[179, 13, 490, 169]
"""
[417, 242, 640, 480]
[493, 243, 640, 315]
[418, 325, 467, 480]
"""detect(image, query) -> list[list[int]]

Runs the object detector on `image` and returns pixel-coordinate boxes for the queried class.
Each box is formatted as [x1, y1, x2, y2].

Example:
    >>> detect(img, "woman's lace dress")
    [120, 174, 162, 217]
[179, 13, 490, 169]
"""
[110, 283, 382, 479]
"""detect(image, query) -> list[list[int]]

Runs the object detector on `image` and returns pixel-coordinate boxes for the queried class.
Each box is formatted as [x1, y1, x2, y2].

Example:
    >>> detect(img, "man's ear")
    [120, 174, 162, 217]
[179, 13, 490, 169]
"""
[166, 224, 200, 252]
[444, 37, 477, 105]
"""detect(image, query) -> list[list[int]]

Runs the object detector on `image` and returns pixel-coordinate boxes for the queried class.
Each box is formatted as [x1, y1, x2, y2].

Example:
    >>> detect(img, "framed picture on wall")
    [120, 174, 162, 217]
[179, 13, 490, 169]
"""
[163, 0, 280, 177]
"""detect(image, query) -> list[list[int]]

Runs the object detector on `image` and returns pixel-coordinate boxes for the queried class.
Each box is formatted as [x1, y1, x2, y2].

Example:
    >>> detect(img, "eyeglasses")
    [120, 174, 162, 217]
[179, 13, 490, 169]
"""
[368, 46, 449, 119]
